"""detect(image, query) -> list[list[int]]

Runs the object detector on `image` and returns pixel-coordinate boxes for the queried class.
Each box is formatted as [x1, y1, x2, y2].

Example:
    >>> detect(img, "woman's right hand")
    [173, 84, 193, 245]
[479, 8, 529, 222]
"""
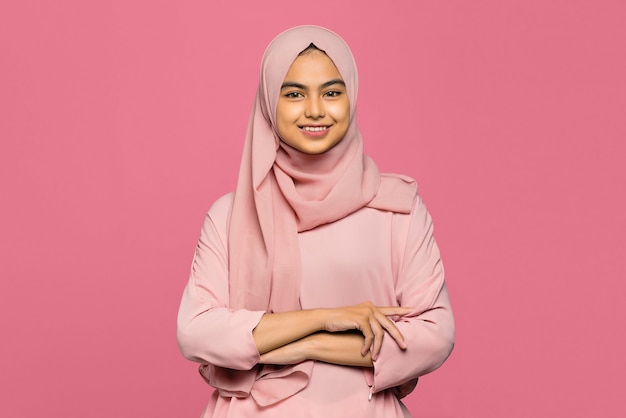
[320, 302, 412, 360]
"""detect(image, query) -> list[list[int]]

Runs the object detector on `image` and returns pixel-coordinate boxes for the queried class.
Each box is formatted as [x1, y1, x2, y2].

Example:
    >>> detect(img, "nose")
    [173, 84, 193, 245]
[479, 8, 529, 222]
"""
[304, 96, 325, 119]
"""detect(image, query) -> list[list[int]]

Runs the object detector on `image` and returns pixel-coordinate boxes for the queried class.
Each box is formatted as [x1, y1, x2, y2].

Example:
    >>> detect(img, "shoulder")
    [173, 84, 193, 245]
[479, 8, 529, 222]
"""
[373, 173, 419, 214]
[383, 174, 433, 232]
[208, 192, 235, 219]
[202, 192, 235, 240]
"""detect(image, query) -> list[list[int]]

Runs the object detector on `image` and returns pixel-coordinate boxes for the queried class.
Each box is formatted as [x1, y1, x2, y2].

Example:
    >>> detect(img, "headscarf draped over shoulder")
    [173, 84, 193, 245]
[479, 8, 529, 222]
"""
[202, 25, 417, 406]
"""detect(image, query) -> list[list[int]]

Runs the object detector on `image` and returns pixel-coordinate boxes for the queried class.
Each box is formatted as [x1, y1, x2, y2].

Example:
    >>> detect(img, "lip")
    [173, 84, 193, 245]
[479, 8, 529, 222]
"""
[298, 125, 331, 138]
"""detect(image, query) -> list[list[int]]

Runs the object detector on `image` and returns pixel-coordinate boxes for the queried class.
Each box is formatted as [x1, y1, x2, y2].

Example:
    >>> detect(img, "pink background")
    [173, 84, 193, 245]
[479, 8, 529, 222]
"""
[1, 1, 624, 417]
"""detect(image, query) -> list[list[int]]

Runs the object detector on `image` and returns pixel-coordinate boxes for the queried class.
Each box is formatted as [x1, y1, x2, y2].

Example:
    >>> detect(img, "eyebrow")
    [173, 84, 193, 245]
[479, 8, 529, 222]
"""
[280, 79, 346, 90]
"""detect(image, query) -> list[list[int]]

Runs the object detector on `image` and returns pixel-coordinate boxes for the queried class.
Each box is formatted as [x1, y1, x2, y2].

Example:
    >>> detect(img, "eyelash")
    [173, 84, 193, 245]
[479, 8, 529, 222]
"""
[283, 91, 342, 98]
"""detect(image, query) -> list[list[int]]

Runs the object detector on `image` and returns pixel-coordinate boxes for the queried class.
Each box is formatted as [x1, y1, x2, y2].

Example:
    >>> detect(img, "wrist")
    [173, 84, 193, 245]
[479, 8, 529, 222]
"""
[310, 308, 328, 333]
[303, 332, 323, 361]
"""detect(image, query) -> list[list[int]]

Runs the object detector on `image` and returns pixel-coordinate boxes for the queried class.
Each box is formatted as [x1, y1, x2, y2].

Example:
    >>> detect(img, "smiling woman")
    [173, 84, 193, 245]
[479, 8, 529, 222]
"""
[276, 45, 350, 155]
[176, 25, 454, 418]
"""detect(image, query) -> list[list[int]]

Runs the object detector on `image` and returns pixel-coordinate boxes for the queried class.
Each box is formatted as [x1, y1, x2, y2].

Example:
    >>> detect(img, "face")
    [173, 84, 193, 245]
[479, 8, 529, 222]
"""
[276, 50, 350, 155]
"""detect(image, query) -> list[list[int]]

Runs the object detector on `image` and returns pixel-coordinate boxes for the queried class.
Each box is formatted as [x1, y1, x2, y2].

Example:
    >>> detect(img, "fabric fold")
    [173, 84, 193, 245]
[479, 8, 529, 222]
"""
[211, 25, 418, 405]
[251, 362, 314, 406]
[200, 362, 314, 407]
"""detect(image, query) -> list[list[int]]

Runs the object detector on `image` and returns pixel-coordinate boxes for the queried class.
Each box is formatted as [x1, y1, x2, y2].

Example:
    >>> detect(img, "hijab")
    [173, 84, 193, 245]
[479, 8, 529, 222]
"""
[206, 25, 417, 406]
[228, 25, 416, 314]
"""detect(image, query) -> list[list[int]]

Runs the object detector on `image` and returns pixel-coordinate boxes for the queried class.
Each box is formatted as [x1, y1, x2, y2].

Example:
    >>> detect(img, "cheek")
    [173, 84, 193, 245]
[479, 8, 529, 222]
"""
[329, 100, 350, 125]
[276, 119, 290, 143]
[276, 105, 298, 140]
[276, 102, 302, 124]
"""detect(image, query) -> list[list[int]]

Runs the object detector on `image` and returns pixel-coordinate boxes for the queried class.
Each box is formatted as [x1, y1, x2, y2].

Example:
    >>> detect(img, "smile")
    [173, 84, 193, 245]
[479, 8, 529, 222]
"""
[299, 125, 330, 132]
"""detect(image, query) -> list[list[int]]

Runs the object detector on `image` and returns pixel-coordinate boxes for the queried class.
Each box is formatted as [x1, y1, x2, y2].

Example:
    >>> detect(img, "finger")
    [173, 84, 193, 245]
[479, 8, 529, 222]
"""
[379, 306, 413, 316]
[370, 319, 386, 360]
[360, 324, 374, 357]
[375, 313, 407, 350]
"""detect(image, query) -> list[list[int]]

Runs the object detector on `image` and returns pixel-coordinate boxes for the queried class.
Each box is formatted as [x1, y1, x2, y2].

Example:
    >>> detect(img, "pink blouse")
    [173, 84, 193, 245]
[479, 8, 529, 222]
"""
[177, 191, 454, 417]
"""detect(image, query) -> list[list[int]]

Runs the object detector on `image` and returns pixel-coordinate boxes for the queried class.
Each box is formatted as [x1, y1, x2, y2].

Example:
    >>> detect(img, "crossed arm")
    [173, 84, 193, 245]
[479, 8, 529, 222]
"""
[178, 194, 454, 381]
[253, 302, 412, 367]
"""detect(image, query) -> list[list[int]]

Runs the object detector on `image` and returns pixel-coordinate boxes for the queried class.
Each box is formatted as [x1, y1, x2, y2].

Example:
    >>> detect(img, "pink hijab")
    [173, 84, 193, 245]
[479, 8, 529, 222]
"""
[206, 25, 417, 405]
[229, 25, 417, 314]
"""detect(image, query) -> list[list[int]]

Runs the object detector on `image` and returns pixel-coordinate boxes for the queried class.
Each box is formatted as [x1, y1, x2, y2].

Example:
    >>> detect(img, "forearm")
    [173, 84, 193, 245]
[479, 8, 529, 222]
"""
[259, 332, 373, 368]
[252, 309, 325, 354]
[177, 303, 265, 370]
[307, 332, 373, 367]
[253, 303, 410, 357]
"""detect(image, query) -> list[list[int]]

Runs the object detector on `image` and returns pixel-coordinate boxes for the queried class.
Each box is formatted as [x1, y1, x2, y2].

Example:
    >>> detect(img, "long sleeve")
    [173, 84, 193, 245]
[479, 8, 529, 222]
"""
[372, 195, 455, 394]
[177, 193, 265, 371]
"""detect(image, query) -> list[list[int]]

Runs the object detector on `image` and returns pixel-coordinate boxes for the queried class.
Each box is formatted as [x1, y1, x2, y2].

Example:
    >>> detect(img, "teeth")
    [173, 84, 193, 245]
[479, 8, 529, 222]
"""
[301, 126, 328, 132]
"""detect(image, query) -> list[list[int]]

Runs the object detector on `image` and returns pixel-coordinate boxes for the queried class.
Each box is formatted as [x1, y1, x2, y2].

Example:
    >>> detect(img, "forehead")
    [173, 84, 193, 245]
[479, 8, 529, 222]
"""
[283, 51, 344, 82]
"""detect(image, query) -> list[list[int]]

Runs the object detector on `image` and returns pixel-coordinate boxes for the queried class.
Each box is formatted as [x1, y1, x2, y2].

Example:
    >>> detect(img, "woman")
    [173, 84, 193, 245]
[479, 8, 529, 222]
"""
[177, 25, 454, 417]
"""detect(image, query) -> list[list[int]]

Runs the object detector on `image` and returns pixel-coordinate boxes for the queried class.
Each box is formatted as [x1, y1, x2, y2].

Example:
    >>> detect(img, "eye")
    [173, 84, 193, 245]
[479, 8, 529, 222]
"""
[324, 90, 342, 98]
[284, 91, 304, 99]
